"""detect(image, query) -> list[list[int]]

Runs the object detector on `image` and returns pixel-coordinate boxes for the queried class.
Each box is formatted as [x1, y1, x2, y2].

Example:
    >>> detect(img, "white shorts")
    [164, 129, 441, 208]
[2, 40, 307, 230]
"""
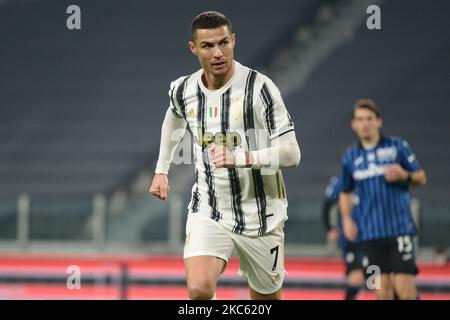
[183, 213, 286, 295]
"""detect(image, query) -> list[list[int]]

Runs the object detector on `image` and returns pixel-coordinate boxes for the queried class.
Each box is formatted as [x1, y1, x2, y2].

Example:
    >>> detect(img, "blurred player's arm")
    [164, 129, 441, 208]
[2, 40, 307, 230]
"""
[339, 192, 357, 241]
[384, 139, 427, 187]
[384, 165, 426, 187]
[339, 153, 357, 241]
[149, 108, 187, 201]
[409, 169, 426, 186]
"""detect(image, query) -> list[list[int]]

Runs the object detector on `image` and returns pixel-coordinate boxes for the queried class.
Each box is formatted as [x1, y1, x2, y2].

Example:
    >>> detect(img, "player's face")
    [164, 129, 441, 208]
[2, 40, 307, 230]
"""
[189, 26, 235, 78]
[351, 108, 382, 140]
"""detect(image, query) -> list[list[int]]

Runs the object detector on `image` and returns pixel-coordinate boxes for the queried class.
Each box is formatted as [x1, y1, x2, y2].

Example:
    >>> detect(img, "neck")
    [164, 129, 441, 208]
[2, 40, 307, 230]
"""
[202, 60, 235, 90]
[360, 132, 381, 149]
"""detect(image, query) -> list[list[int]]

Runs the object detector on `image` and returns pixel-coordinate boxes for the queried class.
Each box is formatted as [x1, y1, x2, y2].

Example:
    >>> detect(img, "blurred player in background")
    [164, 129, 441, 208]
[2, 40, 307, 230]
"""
[149, 11, 301, 300]
[323, 175, 364, 300]
[339, 99, 427, 300]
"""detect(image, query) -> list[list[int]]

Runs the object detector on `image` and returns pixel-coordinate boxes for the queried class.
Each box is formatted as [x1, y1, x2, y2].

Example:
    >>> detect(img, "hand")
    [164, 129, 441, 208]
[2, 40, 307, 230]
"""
[384, 164, 409, 183]
[342, 217, 358, 242]
[209, 143, 235, 168]
[149, 173, 170, 201]
[326, 228, 340, 243]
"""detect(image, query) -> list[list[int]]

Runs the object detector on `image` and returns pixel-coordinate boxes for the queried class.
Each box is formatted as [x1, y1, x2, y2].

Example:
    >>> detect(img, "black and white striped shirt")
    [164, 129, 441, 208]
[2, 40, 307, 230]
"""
[169, 61, 295, 236]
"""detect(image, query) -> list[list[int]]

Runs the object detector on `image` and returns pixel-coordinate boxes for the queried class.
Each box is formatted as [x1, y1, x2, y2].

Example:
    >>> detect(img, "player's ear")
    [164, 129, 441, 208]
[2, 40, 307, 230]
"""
[230, 33, 236, 48]
[188, 41, 197, 56]
[377, 117, 383, 128]
[350, 119, 356, 131]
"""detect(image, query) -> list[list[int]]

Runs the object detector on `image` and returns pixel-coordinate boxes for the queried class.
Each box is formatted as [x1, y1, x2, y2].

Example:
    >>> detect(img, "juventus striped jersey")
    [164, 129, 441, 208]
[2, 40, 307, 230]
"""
[341, 136, 422, 242]
[168, 61, 295, 236]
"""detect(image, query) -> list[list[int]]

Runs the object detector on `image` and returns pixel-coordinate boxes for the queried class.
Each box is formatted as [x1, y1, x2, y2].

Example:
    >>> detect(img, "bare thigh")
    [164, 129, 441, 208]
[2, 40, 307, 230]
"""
[184, 255, 227, 300]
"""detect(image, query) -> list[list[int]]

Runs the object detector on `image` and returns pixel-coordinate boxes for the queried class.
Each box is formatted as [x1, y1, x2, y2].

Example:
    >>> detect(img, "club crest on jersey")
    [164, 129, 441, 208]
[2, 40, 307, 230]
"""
[208, 106, 219, 119]
[232, 108, 242, 120]
[376, 147, 397, 162]
[232, 98, 244, 120]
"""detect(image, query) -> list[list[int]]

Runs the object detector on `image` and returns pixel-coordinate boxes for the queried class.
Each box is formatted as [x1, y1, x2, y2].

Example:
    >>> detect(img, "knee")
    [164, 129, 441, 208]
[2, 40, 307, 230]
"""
[376, 287, 394, 300]
[188, 281, 215, 300]
[348, 270, 365, 287]
[396, 287, 417, 300]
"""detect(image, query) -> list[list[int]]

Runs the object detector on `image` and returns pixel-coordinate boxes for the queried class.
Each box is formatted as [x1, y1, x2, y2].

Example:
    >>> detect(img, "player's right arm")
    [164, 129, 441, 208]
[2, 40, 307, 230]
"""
[339, 192, 357, 241]
[149, 81, 187, 201]
[339, 152, 358, 241]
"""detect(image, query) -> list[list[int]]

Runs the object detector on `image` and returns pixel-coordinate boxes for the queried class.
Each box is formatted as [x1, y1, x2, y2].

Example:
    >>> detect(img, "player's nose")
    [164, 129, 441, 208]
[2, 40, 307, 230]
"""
[213, 46, 223, 57]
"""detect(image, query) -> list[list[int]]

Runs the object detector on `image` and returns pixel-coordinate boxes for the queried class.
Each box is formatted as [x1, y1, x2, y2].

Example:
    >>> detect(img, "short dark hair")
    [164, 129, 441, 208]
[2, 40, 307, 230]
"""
[352, 99, 381, 119]
[190, 11, 232, 41]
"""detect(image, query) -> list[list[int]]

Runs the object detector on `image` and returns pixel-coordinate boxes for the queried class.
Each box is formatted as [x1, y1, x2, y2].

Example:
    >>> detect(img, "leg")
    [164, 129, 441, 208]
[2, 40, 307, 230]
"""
[393, 274, 417, 300]
[374, 273, 394, 300]
[250, 287, 281, 300]
[345, 269, 365, 300]
[183, 214, 235, 300]
[343, 244, 365, 300]
[361, 239, 393, 299]
[233, 224, 286, 300]
[348, 268, 365, 287]
[391, 273, 400, 300]
[184, 256, 226, 300]
[389, 235, 419, 300]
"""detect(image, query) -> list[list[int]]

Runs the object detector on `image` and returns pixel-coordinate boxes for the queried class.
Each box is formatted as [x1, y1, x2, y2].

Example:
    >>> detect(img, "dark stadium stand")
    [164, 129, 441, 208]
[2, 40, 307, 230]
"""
[0, 0, 317, 198]
[0, 0, 318, 241]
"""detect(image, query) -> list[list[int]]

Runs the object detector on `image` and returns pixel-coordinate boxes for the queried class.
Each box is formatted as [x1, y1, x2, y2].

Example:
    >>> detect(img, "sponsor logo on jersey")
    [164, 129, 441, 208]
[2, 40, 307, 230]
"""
[194, 129, 242, 149]
[353, 163, 384, 180]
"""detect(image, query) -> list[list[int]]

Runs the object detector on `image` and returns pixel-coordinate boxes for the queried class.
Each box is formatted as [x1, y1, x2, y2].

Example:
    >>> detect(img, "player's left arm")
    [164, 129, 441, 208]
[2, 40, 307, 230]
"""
[210, 79, 300, 169]
[384, 139, 427, 187]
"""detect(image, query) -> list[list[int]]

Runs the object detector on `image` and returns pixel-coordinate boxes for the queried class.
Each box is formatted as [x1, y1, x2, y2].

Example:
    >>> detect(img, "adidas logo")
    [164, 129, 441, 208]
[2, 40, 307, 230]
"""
[187, 108, 196, 118]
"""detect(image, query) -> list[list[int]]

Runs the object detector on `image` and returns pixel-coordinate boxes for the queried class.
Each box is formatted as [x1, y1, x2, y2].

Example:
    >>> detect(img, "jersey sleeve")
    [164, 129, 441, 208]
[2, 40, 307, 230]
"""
[330, 177, 343, 201]
[256, 78, 295, 140]
[324, 177, 337, 200]
[398, 139, 421, 172]
[341, 152, 355, 192]
[168, 78, 186, 119]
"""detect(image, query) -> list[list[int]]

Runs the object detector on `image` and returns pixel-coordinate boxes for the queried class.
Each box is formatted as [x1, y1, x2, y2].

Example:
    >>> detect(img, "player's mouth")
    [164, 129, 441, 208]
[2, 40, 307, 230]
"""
[212, 60, 226, 70]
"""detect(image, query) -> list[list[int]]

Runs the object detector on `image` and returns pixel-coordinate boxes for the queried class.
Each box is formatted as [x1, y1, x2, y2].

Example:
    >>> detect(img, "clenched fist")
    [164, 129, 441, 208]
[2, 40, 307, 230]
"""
[209, 143, 235, 168]
[384, 164, 409, 183]
[149, 173, 170, 201]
